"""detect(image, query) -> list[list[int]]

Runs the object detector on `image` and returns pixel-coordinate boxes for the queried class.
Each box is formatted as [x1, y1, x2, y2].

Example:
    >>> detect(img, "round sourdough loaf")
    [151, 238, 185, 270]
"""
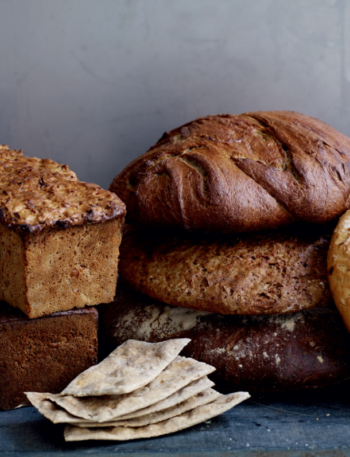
[328, 209, 350, 332]
[110, 111, 350, 233]
[99, 281, 350, 392]
[119, 226, 332, 315]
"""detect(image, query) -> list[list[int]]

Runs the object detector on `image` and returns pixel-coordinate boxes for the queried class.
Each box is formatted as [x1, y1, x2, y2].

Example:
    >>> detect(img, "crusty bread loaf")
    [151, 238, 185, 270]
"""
[119, 225, 332, 315]
[0, 145, 126, 318]
[327, 209, 350, 332]
[0, 301, 98, 410]
[99, 281, 350, 393]
[110, 111, 350, 233]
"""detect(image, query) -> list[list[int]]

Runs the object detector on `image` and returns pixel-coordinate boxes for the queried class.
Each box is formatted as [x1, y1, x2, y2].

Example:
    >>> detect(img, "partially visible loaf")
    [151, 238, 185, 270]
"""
[119, 225, 332, 315]
[110, 111, 350, 233]
[0, 145, 126, 318]
[0, 302, 98, 410]
[99, 281, 350, 393]
[327, 208, 350, 332]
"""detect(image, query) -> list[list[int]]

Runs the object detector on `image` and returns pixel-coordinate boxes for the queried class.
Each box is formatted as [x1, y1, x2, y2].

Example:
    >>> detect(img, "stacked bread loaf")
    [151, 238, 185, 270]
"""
[103, 111, 350, 392]
[0, 145, 126, 409]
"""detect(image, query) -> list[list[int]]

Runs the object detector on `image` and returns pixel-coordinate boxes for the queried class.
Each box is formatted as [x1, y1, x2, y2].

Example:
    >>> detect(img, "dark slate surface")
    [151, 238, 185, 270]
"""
[1, 385, 350, 457]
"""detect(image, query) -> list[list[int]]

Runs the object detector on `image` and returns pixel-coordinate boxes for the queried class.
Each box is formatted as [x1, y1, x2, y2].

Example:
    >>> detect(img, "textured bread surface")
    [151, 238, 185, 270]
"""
[119, 225, 332, 315]
[0, 145, 125, 233]
[0, 218, 123, 318]
[0, 145, 125, 318]
[0, 302, 98, 410]
[99, 281, 350, 393]
[327, 209, 350, 332]
[110, 111, 350, 232]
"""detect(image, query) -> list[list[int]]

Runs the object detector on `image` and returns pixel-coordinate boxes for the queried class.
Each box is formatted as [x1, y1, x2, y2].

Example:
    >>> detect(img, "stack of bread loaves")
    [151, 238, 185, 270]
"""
[102, 111, 350, 393]
[0, 145, 126, 409]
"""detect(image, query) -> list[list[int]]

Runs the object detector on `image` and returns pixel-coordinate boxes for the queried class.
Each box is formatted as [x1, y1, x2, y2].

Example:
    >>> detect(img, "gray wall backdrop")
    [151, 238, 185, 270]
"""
[0, 0, 349, 189]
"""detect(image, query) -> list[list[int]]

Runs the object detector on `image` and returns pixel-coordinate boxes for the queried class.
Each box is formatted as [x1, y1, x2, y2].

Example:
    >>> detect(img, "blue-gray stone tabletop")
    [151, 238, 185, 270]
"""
[1, 384, 350, 457]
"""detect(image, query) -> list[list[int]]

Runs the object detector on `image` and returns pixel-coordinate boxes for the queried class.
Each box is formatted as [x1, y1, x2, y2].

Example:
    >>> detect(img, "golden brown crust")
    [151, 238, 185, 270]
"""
[0, 218, 124, 319]
[119, 226, 332, 315]
[0, 145, 125, 234]
[110, 111, 350, 232]
[327, 209, 350, 332]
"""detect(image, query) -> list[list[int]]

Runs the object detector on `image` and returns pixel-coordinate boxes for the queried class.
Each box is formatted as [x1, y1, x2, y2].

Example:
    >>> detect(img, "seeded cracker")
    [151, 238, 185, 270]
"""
[50, 356, 215, 422]
[117, 376, 214, 420]
[61, 339, 190, 397]
[26, 376, 215, 425]
[74, 388, 221, 428]
[64, 393, 251, 441]
[25, 393, 82, 425]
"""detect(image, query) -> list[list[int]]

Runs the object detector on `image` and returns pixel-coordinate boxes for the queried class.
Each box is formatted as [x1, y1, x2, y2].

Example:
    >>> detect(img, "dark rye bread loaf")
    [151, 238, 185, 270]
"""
[110, 111, 350, 233]
[99, 281, 350, 393]
[0, 302, 98, 410]
[119, 225, 332, 315]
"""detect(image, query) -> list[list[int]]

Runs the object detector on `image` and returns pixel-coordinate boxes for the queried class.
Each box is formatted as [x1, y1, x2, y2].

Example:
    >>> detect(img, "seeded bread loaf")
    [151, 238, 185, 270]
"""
[0, 301, 98, 410]
[99, 281, 350, 393]
[0, 146, 126, 318]
[110, 111, 350, 233]
[119, 225, 332, 315]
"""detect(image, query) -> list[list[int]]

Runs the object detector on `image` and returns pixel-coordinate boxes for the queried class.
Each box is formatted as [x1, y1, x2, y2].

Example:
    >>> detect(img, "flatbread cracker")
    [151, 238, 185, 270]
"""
[61, 339, 190, 397]
[25, 393, 84, 425]
[117, 376, 214, 420]
[64, 392, 251, 441]
[52, 356, 215, 422]
[74, 388, 221, 428]
[26, 377, 215, 426]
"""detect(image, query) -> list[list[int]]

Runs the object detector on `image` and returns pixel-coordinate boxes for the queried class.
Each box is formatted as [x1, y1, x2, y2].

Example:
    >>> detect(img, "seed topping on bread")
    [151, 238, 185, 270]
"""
[0, 145, 125, 233]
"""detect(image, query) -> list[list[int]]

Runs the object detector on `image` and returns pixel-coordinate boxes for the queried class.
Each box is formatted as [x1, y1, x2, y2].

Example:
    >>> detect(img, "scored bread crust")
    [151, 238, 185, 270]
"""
[119, 226, 332, 315]
[110, 111, 350, 232]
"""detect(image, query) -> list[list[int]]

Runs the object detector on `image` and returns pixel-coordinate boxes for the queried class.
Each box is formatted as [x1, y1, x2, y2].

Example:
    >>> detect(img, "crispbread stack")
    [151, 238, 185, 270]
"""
[106, 111, 350, 392]
[0, 145, 126, 410]
[26, 339, 250, 442]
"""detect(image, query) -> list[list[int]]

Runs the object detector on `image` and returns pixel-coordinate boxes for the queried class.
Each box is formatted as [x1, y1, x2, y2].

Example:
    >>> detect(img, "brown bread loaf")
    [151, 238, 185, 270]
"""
[0, 302, 98, 410]
[0, 145, 126, 318]
[110, 111, 350, 233]
[119, 225, 332, 315]
[99, 281, 350, 393]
